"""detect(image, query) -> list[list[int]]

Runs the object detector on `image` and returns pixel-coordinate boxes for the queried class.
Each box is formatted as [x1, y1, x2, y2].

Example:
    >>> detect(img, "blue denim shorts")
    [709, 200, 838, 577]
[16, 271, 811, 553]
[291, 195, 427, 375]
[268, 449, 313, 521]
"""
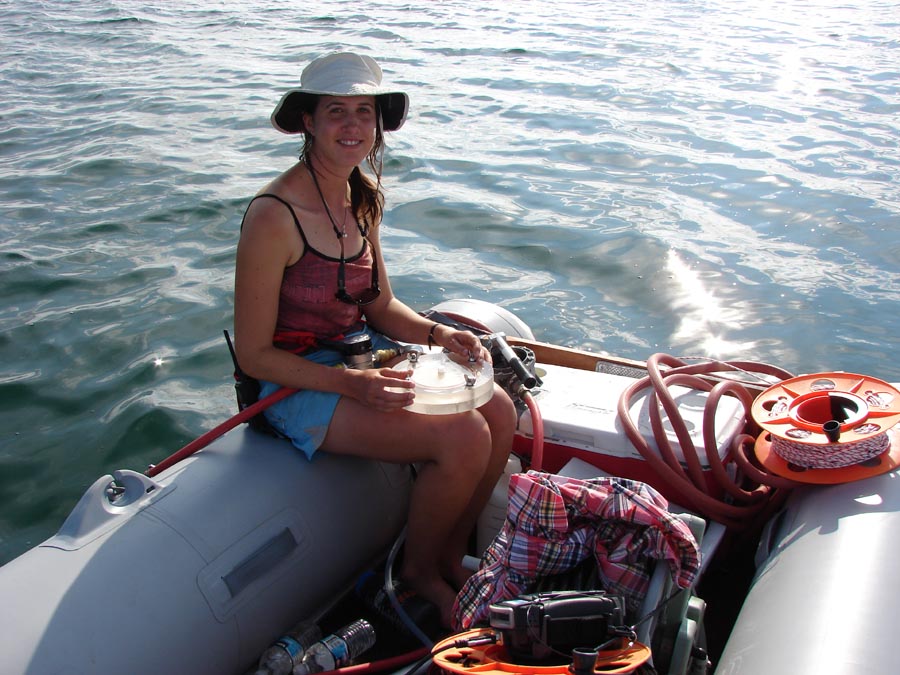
[259, 326, 402, 459]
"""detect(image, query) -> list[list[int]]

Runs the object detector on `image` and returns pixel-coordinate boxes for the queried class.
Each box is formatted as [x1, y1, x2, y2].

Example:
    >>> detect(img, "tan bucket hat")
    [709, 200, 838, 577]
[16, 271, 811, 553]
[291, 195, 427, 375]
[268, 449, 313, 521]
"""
[271, 52, 409, 134]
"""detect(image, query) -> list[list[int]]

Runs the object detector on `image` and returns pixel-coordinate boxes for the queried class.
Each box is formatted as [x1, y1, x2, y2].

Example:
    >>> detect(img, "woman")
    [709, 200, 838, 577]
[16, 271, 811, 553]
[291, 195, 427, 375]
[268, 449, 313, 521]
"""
[233, 52, 516, 626]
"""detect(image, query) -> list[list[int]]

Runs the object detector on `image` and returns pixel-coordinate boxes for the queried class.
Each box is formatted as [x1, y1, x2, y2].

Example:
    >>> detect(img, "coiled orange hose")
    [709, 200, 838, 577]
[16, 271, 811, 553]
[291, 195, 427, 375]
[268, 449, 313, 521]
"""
[617, 353, 798, 529]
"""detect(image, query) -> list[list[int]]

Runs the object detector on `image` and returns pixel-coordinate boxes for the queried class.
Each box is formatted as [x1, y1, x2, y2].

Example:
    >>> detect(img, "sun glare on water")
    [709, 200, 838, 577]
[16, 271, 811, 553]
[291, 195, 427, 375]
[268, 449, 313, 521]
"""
[664, 249, 758, 359]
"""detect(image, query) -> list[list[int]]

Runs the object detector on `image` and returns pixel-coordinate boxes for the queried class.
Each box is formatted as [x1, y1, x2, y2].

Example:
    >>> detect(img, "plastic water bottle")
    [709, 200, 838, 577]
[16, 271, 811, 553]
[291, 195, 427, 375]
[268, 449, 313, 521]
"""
[293, 619, 376, 674]
[255, 622, 322, 675]
[354, 571, 439, 637]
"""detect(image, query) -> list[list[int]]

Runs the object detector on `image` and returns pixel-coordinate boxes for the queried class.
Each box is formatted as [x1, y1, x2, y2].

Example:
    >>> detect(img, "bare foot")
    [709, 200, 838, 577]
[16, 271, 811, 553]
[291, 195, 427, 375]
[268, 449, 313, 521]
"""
[401, 570, 458, 628]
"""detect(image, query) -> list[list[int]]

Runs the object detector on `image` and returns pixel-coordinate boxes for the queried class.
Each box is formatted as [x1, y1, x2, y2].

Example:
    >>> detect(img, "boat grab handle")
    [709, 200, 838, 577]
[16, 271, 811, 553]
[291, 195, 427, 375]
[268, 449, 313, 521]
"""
[223, 527, 297, 597]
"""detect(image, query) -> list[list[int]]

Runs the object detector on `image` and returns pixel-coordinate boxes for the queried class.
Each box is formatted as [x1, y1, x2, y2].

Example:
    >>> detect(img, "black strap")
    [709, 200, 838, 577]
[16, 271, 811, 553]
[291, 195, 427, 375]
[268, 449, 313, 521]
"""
[241, 193, 369, 260]
[223, 330, 283, 437]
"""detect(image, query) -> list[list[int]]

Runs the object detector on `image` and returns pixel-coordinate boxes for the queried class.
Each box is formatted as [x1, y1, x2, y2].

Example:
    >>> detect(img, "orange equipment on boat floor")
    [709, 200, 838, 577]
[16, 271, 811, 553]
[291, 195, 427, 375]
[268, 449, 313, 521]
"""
[431, 629, 651, 675]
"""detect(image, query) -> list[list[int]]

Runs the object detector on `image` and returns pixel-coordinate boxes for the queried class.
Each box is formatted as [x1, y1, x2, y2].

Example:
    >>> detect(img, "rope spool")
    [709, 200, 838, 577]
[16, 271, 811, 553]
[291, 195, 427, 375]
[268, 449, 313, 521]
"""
[751, 373, 900, 484]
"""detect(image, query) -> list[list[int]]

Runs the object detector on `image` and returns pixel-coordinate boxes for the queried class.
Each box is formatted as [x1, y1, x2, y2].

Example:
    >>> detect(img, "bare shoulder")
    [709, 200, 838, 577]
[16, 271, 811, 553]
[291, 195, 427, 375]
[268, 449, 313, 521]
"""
[242, 194, 296, 234]
[239, 193, 303, 264]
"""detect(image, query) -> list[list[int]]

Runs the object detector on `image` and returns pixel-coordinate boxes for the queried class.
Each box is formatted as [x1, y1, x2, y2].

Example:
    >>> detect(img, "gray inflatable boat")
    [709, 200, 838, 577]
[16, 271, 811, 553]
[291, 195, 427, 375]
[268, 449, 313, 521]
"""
[2, 299, 898, 675]
[0, 427, 412, 674]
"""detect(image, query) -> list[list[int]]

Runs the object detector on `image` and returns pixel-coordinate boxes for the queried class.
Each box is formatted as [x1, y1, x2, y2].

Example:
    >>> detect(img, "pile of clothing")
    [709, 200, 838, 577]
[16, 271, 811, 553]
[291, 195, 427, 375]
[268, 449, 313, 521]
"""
[453, 471, 702, 630]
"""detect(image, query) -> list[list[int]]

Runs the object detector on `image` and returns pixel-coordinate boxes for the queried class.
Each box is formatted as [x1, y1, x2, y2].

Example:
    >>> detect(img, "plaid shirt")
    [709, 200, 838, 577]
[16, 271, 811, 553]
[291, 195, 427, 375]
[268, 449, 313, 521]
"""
[452, 471, 701, 630]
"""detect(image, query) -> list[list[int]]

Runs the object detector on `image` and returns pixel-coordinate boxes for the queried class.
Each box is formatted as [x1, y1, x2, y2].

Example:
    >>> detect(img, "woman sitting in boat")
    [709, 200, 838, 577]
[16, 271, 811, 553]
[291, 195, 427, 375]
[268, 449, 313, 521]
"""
[233, 51, 516, 627]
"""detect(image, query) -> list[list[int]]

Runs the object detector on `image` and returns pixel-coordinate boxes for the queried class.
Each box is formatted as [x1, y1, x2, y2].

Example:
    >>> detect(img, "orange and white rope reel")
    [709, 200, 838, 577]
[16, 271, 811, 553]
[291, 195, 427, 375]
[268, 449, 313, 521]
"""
[751, 372, 900, 484]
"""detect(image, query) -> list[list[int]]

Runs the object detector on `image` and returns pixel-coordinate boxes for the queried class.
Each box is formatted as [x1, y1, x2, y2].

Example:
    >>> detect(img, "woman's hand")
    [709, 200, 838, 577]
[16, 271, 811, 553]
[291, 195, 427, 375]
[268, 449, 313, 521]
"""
[348, 366, 416, 411]
[434, 326, 491, 363]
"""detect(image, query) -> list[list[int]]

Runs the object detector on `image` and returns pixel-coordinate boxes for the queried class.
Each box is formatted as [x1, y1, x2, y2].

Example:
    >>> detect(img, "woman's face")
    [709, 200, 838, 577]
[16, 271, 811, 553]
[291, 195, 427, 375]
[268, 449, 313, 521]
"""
[303, 95, 377, 168]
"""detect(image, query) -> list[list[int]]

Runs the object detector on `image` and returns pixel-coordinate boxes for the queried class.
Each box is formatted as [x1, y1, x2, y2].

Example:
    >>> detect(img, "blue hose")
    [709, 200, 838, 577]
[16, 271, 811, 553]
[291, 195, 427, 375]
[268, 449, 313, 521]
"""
[385, 526, 435, 648]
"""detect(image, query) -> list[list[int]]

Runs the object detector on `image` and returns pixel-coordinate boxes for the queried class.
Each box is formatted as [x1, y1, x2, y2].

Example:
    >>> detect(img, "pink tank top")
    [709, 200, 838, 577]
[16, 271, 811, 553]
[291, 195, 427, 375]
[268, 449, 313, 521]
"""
[243, 194, 373, 350]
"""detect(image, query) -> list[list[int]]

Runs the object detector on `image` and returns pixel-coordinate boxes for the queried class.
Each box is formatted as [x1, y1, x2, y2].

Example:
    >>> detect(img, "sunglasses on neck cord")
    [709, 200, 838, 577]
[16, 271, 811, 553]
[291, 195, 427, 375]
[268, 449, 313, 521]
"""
[336, 238, 381, 306]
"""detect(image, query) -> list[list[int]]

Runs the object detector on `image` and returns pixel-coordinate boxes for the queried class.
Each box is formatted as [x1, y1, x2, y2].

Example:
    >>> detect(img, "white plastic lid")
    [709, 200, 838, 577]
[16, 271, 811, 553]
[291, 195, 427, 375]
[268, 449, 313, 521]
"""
[391, 352, 494, 415]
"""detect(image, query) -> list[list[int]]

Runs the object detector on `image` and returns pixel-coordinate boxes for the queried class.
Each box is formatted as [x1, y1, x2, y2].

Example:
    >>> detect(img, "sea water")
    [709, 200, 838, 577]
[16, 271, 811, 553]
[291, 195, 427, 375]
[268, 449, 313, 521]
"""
[1, 0, 898, 564]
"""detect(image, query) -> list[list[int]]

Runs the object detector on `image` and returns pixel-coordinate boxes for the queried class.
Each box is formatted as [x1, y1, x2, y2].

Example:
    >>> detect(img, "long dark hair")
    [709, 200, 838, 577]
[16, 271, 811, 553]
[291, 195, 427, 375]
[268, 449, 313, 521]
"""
[296, 95, 386, 234]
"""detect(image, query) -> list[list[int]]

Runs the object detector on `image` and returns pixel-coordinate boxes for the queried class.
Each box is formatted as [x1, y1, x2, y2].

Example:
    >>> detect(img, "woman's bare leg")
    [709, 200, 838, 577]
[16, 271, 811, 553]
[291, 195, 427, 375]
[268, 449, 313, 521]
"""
[439, 385, 517, 589]
[320, 396, 508, 626]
